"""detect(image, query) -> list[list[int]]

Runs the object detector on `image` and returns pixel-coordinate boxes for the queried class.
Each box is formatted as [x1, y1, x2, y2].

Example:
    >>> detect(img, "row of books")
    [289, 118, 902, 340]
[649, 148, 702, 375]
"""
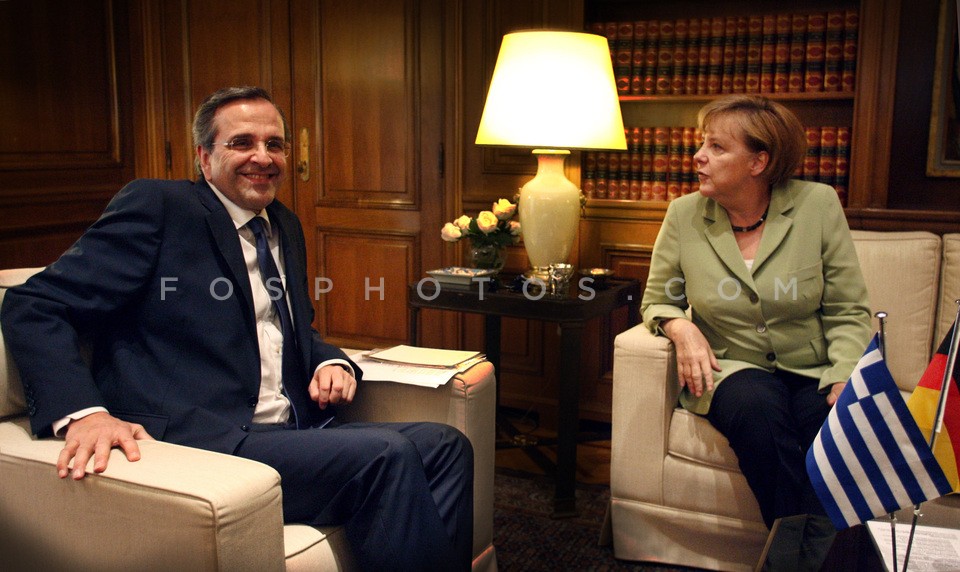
[588, 10, 858, 96]
[583, 126, 851, 205]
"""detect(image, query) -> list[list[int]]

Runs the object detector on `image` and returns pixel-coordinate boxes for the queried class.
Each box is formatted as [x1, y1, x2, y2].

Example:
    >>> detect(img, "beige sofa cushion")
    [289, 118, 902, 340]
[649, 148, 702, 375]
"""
[668, 408, 738, 472]
[0, 268, 43, 419]
[851, 231, 941, 391]
[0, 420, 286, 571]
[665, 408, 762, 522]
[938, 234, 960, 345]
[284, 525, 356, 571]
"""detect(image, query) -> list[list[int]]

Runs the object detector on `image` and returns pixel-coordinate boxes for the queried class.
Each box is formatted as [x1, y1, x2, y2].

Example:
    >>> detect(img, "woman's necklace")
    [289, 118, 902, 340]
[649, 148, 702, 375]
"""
[731, 206, 769, 233]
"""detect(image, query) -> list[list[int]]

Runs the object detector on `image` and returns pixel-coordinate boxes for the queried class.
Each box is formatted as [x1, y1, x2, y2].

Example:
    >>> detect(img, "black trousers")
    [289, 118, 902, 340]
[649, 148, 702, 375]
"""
[234, 421, 474, 571]
[706, 368, 831, 529]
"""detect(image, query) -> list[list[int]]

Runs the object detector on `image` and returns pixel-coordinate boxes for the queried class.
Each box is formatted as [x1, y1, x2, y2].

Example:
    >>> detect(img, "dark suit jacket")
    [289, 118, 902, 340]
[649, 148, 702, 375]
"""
[1, 178, 357, 454]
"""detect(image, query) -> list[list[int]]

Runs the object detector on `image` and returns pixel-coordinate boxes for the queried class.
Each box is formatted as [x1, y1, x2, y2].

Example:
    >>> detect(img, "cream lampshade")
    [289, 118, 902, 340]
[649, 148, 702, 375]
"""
[475, 30, 626, 279]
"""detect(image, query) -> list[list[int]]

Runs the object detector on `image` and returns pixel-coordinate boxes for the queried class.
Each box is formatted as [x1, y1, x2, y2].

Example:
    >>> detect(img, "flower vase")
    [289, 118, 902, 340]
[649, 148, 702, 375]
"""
[470, 244, 506, 273]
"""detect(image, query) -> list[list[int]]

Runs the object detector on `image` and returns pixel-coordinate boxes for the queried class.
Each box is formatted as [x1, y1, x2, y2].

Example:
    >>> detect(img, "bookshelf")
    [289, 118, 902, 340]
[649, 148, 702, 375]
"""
[573, 0, 906, 263]
[584, 0, 861, 208]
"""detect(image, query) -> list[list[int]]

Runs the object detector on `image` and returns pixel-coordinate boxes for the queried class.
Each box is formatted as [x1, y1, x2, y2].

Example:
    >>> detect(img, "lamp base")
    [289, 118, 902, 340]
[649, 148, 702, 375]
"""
[519, 150, 580, 274]
[523, 266, 551, 283]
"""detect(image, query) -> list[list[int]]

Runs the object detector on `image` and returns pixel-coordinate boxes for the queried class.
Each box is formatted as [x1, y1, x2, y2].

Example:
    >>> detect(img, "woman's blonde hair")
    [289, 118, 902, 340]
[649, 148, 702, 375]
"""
[697, 95, 806, 187]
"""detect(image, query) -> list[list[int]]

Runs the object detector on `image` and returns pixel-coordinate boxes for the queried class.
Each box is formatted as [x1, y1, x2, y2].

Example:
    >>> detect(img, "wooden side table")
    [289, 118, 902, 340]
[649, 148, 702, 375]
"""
[407, 276, 641, 517]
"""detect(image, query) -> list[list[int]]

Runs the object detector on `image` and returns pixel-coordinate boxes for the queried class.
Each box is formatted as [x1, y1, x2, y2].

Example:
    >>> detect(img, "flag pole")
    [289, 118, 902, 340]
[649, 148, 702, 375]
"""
[876, 311, 899, 572]
[931, 301, 960, 444]
[903, 300, 960, 572]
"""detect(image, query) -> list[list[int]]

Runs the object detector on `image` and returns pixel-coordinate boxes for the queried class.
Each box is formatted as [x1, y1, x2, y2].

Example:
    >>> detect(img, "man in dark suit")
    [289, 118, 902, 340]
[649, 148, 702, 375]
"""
[0, 86, 473, 571]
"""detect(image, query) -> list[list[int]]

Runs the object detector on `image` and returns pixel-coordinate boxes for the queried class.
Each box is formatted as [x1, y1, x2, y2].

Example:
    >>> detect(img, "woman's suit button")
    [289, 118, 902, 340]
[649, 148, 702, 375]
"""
[241, 425, 250, 432]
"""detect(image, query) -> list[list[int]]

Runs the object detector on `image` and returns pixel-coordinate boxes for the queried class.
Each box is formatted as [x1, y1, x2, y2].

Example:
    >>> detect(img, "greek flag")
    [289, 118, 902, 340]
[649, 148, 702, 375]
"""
[805, 335, 953, 530]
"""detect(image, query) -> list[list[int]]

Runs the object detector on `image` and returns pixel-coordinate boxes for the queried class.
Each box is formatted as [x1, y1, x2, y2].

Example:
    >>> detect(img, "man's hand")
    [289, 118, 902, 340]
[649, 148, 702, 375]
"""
[826, 382, 846, 406]
[308, 364, 357, 410]
[59, 411, 154, 480]
[662, 319, 721, 398]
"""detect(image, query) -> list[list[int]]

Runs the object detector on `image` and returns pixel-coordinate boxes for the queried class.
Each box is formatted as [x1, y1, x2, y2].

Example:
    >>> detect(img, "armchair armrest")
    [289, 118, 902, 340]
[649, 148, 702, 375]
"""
[610, 325, 679, 503]
[337, 360, 496, 561]
[0, 421, 285, 571]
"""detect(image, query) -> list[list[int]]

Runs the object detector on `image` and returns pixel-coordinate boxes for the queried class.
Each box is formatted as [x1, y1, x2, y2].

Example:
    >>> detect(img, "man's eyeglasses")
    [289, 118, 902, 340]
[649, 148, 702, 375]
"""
[212, 136, 291, 158]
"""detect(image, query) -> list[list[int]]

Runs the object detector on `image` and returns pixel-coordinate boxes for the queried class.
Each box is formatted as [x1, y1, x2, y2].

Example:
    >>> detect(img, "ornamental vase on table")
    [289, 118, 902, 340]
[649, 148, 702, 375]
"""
[470, 243, 506, 273]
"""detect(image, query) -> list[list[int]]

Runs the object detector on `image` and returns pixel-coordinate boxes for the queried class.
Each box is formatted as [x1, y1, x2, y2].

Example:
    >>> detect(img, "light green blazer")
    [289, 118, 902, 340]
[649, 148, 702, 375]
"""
[641, 180, 872, 414]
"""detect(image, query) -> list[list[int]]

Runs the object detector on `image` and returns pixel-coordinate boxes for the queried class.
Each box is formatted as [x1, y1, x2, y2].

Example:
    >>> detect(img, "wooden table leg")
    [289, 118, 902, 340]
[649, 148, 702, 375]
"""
[552, 320, 583, 518]
[408, 306, 420, 345]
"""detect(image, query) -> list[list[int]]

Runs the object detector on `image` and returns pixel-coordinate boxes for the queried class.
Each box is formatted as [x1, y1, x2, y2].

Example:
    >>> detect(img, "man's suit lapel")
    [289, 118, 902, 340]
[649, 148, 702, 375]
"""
[195, 181, 257, 325]
[266, 204, 312, 373]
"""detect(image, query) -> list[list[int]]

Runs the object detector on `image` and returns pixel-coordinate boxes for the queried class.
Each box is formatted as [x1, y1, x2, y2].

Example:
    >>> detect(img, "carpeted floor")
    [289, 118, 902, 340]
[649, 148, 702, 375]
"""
[489, 411, 871, 572]
[490, 408, 703, 570]
[492, 468, 700, 571]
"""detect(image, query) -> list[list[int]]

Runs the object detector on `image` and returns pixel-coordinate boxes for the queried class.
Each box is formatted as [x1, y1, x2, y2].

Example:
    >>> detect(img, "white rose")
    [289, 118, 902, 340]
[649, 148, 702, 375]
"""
[441, 222, 462, 242]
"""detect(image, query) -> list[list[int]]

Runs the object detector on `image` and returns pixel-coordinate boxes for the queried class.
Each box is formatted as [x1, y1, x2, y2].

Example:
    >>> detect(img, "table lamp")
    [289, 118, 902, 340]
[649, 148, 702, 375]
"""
[475, 30, 626, 280]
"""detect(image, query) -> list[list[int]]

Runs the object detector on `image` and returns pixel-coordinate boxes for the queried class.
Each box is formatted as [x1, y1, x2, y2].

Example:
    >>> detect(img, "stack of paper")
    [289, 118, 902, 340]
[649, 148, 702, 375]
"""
[349, 345, 486, 388]
[866, 520, 960, 571]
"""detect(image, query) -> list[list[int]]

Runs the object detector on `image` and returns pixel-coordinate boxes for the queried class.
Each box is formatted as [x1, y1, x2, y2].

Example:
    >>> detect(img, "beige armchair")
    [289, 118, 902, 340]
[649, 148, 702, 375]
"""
[0, 267, 498, 571]
[603, 231, 960, 571]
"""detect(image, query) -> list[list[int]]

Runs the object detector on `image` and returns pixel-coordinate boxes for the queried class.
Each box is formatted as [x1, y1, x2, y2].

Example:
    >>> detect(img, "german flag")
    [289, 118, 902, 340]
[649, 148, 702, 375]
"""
[907, 320, 960, 492]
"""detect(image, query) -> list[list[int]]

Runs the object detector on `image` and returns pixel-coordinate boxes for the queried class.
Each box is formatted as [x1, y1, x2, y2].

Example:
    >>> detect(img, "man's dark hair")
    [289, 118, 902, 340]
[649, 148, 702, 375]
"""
[192, 86, 291, 176]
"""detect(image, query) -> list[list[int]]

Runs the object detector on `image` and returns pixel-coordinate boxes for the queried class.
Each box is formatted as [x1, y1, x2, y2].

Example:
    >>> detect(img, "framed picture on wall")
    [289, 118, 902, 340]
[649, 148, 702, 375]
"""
[928, 0, 960, 177]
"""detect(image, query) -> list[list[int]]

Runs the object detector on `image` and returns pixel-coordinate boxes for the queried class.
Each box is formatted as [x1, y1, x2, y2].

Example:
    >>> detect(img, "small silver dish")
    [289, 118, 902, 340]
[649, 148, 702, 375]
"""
[579, 268, 614, 278]
[579, 268, 614, 288]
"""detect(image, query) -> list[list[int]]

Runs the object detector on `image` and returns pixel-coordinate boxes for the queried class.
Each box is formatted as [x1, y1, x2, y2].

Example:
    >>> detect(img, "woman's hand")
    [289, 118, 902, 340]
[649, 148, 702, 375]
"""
[826, 381, 846, 406]
[662, 319, 721, 397]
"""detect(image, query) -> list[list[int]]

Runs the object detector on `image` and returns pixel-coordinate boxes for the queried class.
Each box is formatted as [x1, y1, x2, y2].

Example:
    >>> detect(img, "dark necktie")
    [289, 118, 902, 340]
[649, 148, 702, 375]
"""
[246, 216, 302, 427]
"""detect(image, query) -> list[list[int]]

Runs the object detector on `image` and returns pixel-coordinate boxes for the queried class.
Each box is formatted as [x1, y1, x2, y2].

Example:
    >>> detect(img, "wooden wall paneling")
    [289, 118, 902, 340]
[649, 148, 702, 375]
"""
[463, 314, 545, 376]
[318, 0, 418, 207]
[158, 0, 295, 209]
[846, 0, 901, 210]
[313, 205, 427, 346]
[0, 0, 135, 268]
[602, 244, 653, 286]
[156, 0, 191, 180]
[129, 0, 170, 179]
[578, 213, 662, 301]
[427, 0, 472, 349]
[577, 315, 608, 421]
[574, 210, 662, 421]
[317, 230, 417, 348]
[0, 2, 119, 170]
[289, 0, 323, 314]
[883, 0, 960, 218]
[299, 0, 449, 350]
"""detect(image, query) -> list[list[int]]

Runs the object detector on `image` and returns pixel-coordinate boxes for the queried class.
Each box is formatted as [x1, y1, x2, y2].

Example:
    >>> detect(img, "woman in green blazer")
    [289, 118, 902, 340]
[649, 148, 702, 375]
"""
[641, 95, 872, 561]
